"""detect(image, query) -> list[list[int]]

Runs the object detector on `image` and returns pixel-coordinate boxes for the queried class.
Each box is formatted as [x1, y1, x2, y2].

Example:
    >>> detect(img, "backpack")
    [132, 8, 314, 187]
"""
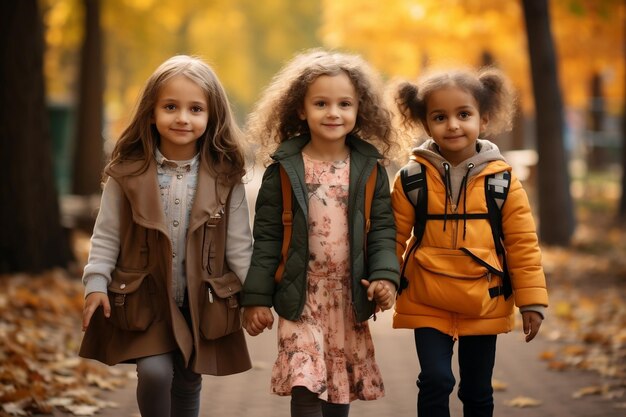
[398, 160, 513, 300]
[275, 164, 378, 283]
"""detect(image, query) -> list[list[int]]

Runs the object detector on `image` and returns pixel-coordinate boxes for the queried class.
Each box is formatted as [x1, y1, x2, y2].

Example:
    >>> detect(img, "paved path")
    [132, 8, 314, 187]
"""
[48, 310, 623, 417]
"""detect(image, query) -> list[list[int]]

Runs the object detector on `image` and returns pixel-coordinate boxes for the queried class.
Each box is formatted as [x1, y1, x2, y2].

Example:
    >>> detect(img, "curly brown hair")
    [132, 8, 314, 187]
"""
[245, 48, 397, 163]
[107, 55, 247, 187]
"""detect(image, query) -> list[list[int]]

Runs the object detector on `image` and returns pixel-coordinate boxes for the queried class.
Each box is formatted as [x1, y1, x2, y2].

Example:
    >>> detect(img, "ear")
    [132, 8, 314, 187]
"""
[422, 119, 432, 137]
[298, 108, 306, 120]
[480, 115, 489, 135]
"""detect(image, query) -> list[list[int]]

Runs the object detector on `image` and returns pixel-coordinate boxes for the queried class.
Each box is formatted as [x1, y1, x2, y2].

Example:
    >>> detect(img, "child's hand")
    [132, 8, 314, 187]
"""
[82, 292, 110, 331]
[361, 279, 396, 312]
[522, 311, 543, 342]
[242, 306, 274, 336]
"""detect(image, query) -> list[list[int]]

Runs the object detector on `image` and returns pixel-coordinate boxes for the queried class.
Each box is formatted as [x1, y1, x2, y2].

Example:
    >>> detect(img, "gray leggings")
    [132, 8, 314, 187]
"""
[135, 351, 202, 417]
[290, 386, 350, 417]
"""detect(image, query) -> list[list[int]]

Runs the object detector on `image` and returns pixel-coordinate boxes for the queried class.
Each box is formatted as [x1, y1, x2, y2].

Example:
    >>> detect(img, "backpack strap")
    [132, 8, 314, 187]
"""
[275, 163, 378, 284]
[397, 161, 428, 294]
[274, 165, 293, 283]
[485, 171, 512, 299]
[363, 164, 378, 258]
[486, 172, 510, 210]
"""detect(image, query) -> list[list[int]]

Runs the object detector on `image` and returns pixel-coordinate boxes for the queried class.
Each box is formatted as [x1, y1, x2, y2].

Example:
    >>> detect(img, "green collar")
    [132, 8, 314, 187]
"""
[271, 133, 382, 162]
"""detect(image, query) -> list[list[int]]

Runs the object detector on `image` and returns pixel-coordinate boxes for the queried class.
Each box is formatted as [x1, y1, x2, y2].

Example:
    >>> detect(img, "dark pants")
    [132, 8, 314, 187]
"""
[290, 386, 350, 417]
[135, 301, 202, 417]
[414, 328, 497, 417]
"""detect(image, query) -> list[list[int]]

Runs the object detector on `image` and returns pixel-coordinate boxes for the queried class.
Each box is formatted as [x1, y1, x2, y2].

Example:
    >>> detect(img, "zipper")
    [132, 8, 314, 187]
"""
[459, 247, 504, 277]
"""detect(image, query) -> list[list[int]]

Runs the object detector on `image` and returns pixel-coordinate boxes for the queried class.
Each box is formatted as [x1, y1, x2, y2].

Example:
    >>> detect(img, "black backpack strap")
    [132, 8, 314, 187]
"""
[485, 171, 512, 299]
[398, 161, 428, 294]
[400, 161, 428, 241]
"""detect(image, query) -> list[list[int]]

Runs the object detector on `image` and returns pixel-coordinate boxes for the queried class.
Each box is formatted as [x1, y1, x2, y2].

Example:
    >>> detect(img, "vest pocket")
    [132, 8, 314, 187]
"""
[199, 271, 242, 340]
[107, 269, 156, 331]
[411, 246, 502, 317]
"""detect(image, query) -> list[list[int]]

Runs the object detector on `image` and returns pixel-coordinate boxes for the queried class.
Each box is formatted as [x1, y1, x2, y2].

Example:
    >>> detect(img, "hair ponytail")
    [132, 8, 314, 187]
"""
[396, 81, 424, 128]
[477, 67, 516, 134]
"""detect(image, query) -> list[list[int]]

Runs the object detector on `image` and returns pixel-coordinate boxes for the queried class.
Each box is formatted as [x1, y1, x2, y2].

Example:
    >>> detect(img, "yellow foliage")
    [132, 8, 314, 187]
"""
[321, 0, 624, 115]
[41, 0, 623, 142]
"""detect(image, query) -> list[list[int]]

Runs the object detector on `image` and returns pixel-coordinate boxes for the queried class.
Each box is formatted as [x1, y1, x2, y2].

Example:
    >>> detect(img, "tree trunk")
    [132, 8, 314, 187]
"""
[618, 7, 626, 220]
[587, 72, 606, 169]
[521, 0, 575, 246]
[0, 1, 72, 273]
[72, 0, 104, 196]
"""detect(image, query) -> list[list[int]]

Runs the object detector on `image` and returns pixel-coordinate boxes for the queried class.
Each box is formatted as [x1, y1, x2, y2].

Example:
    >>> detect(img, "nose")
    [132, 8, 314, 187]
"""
[326, 104, 340, 118]
[447, 119, 459, 130]
[176, 110, 190, 124]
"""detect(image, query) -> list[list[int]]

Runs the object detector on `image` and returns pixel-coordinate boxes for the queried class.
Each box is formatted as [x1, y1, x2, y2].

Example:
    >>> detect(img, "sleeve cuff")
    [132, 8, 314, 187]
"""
[84, 275, 109, 297]
[519, 304, 546, 320]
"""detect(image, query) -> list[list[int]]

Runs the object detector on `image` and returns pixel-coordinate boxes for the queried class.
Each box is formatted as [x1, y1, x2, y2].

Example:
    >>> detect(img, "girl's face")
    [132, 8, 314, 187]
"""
[153, 74, 208, 160]
[299, 72, 358, 148]
[423, 86, 488, 166]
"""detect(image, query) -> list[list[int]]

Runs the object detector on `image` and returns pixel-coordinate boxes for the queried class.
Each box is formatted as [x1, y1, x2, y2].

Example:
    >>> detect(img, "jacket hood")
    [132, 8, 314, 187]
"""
[411, 139, 510, 211]
[411, 139, 506, 178]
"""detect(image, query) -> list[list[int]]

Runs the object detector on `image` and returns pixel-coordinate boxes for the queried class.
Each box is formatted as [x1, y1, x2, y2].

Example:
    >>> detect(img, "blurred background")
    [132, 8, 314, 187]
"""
[0, 0, 625, 415]
[3, 0, 625, 268]
[2, 0, 625, 270]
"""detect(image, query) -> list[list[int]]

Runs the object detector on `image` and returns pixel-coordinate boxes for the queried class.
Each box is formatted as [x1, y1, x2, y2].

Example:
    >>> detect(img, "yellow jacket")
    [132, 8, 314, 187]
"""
[392, 140, 548, 337]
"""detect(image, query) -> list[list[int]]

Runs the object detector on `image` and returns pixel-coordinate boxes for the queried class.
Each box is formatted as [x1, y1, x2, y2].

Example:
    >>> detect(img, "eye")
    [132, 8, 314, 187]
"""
[339, 101, 352, 108]
[433, 114, 445, 122]
[313, 101, 326, 108]
[459, 111, 471, 120]
[164, 104, 176, 111]
[191, 105, 204, 113]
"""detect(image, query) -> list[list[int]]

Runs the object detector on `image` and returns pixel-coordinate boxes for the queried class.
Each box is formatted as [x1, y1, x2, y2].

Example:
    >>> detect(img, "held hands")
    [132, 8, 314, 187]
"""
[361, 279, 396, 312]
[242, 306, 274, 336]
[82, 292, 110, 331]
[521, 311, 543, 343]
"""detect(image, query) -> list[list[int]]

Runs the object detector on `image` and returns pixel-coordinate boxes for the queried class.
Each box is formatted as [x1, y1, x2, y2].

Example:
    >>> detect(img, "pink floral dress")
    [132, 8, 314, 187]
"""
[270, 153, 385, 404]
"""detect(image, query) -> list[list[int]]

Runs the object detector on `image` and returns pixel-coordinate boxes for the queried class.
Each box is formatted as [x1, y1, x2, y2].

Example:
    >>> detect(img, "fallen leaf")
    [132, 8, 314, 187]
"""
[547, 360, 569, 371]
[572, 385, 605, 398]
[1, 402, 27, 416]
[64, 404, 101, 416]
[492, 378, 508, 391]
[539, 350, 556, 361]
[504, 396, 543, 408]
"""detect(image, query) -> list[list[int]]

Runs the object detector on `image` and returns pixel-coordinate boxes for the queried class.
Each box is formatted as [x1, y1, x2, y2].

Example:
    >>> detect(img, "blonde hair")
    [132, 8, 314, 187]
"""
[108, 55, 246, 186]
[245, 48, 396, 163]
[395, 66, 517, 142]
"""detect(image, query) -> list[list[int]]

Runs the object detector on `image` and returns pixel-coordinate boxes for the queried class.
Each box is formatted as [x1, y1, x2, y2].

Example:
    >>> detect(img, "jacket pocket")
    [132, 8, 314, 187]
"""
[107, 269, 156, 331]
[199, 271, 243, 340]
[411, 246, 502, 317]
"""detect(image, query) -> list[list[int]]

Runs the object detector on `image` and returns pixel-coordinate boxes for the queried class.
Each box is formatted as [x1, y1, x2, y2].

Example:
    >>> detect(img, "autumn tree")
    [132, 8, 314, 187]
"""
[0, 1, 71, 273]
[521, 0, 575, 245]
[72, 0, 104, 196]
